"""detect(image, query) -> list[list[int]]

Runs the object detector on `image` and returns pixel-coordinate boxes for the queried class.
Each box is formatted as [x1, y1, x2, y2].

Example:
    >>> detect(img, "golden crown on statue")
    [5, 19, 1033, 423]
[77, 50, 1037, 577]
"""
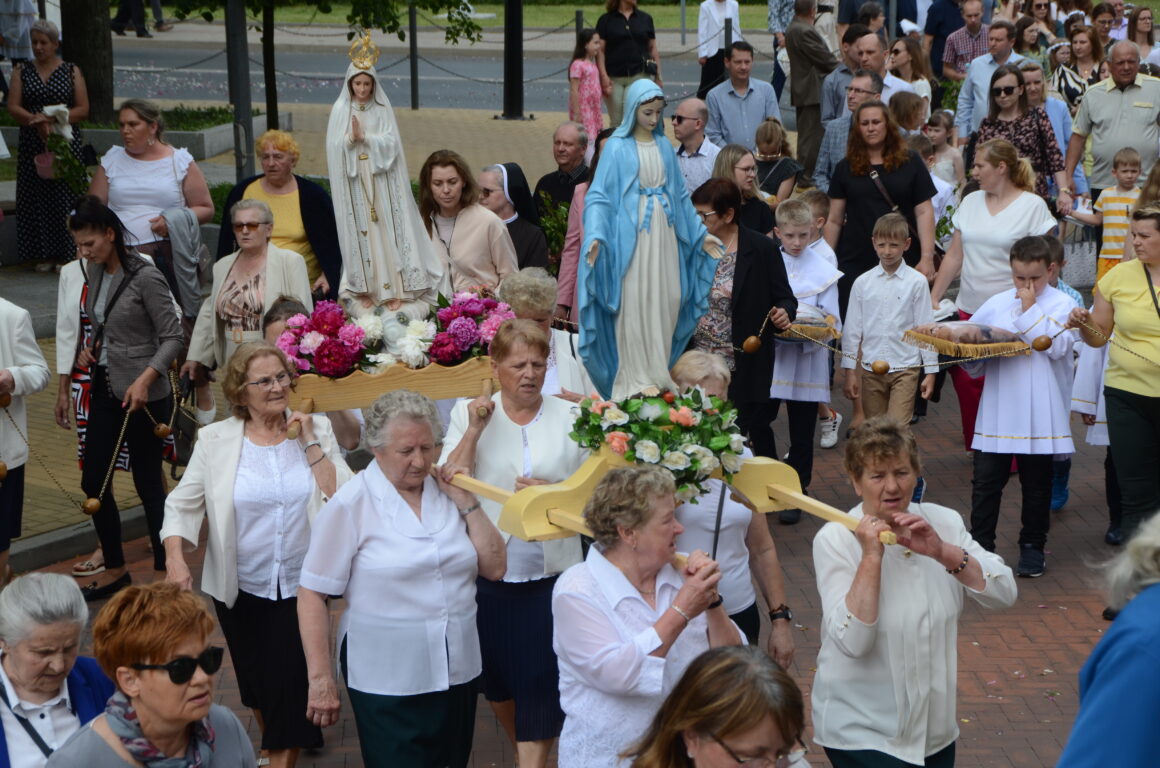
[348, 29, 380, 70]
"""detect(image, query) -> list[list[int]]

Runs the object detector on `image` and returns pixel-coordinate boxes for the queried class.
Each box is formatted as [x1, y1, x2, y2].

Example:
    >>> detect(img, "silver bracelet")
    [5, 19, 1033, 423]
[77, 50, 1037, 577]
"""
[303, 440, 322, 452]
[670, 604, 692, 623]
[458, 501, 481, 517]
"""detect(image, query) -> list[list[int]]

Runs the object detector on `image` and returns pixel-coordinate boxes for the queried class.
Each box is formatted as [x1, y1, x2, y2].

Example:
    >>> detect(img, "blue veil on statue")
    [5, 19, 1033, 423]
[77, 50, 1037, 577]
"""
[578, 79, 720, 400]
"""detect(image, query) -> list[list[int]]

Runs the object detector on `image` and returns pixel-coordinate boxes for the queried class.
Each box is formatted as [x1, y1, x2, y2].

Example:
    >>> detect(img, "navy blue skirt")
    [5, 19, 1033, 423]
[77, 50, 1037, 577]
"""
[475, 575, 565, 741]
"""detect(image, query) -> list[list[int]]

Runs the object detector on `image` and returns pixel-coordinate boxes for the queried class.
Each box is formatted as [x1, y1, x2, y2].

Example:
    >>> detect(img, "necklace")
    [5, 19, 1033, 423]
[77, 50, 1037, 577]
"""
[355, 102, 369, 112]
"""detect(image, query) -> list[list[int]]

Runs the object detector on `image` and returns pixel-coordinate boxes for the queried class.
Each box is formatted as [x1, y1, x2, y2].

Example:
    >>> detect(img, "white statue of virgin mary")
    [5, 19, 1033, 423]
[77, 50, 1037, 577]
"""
[326, 34, 447, 315]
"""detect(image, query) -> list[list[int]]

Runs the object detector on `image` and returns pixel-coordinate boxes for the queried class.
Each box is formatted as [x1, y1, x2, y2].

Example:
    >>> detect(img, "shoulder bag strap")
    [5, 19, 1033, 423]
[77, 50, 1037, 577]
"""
[0, 684, 56, 758]
[1145, 260, 1160, 323]
[90, 268, 136, 358]
[868, 168, 920, 241]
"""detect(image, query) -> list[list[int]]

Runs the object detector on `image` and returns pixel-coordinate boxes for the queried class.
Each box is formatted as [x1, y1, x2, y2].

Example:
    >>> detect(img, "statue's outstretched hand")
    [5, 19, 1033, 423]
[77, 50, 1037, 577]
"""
[703, 234, 724, 260]
[587, 242, 600, 266]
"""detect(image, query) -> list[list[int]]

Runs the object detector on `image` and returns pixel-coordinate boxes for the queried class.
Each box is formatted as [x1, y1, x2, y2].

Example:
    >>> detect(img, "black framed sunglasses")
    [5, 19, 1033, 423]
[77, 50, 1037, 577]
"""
[991, 85, 1019, 96]
[132, 646, 224, 685]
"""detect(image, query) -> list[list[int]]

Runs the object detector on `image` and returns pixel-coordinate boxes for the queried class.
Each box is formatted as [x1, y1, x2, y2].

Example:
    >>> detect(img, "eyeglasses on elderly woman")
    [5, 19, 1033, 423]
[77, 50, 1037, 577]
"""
[131, 646, 224, 685]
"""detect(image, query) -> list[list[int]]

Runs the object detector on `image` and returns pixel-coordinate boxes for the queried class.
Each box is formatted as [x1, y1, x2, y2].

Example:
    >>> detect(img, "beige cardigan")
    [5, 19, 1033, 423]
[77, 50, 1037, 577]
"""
[187, 243, 313, 369]
[429, 204, 519, 293]
[160, 414, 353, 608]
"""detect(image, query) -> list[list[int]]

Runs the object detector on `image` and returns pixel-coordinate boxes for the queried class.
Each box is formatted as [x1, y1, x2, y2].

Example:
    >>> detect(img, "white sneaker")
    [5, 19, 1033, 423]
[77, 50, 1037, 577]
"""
[819, 412, 843, 449]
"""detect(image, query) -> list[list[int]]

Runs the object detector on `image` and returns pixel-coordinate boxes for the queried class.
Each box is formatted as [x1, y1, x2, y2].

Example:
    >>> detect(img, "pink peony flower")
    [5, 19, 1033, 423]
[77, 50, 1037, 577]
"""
[313, 338, 357, 378]
[275, 330, 300, 358]
[446, 316, 480, 351]
[458, 297, 486, 317]
[429, 333, 462, 365]
[298, 330, 326, 355]
[481, 298, 499, 311]
[292, 356, 311, 371]
[669, 406, 697, 427]
[311, 301, 346, 336]
[436, 305, 461, 325]
[606, 431, 631, 455]
[478, 314, 508, 345]
[337, 322, 366, 351]
[490, 302, 516, 321]
[285, 313, 308, 329]
[453, 291, 477, 302]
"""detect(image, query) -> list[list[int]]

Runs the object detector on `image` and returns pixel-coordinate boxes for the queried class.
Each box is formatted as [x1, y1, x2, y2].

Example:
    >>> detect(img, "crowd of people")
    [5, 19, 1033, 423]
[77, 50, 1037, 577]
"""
[0, 0, 1159, 766]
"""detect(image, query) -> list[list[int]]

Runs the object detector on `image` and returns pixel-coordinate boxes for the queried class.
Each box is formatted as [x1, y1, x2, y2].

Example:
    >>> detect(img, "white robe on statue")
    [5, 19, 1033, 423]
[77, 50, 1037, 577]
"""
[611, 141, 682, 400]
[326, 62, 446, 314]
[770, 246, 842, 403]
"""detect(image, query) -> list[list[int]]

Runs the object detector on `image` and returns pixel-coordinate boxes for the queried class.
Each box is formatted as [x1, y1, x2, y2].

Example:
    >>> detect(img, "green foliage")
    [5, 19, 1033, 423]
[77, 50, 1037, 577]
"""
[42, 134, 90, 196]
[172, 0, 482, 43]
[537, 190, 569, 277]
[936, 203, 956, 242]
[940, 78, 963, 112]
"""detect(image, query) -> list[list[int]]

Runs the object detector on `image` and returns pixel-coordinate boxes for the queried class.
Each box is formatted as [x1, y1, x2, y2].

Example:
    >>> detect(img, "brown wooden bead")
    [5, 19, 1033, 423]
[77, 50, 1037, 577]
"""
[1031, 335, 1053, 352]
[742, 336, 762, 354]
[871, 360, 890, 375]
[82, 498, 102, 515]
[0, 461, 7, 482]
[0, 392, 11, 408]
[153, 423, 172, 439]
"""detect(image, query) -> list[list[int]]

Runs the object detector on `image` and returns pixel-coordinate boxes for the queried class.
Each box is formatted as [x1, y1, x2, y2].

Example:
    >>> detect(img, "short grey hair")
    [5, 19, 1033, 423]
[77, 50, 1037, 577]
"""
[229, 199, 273, 225]
[1110, 39, 1141, 61]
[670, 350, 732, 389]
[0, 573, 87, 647]
[364, 390, 444, 451]
[30, 19, 59, 42]
[499, 267, 557, 316]
[1102, 510, 1160, 610]
[557, 121, 589, 150]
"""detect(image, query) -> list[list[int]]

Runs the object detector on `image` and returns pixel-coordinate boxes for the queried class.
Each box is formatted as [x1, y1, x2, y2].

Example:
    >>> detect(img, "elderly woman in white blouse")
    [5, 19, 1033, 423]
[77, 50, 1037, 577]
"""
[552, 466, 742, 768]
[441, 319, 586, 768]
[161, 341, 352, 768]
[297, 390, 506, 768]
[497, 268, 594, 401]
[812, 417, 1016, 768]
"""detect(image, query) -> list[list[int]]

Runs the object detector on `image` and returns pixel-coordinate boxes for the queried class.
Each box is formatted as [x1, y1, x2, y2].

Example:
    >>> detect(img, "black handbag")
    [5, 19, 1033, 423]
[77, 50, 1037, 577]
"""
[166, 372, 200, 480]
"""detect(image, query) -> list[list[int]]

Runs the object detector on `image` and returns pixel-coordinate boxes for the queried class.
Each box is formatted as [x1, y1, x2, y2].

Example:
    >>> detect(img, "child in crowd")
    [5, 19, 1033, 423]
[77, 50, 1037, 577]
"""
[964, 235, 1080, 577]
[907, 133, 955, 232]
[1070, 332, 1123, 548]
[753, 117, 802, 207]
[798, 190, 844, 447]
[770, 200, 842, 523]
[889, 92, 927, 135]
[568, 29, 603, 164]
[1070, 146, 1142, 282]
[841, 212, 937, 424]
[923, 110, 963, 187]
[1043, 235, 1082, 511]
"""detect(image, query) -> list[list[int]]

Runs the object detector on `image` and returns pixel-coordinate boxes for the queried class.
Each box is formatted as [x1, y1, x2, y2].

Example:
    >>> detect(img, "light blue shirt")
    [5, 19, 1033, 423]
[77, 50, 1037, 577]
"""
[676, 137, 721, 195]
[706, 78, 782, 150]
[1042, 95, 1088, 195]
[813, 113, 852, 193]
[955, 51, 1025, 134]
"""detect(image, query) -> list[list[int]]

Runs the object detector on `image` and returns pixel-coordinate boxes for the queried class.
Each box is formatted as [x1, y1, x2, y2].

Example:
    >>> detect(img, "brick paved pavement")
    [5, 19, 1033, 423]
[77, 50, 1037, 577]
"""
[27, 371, 1116, 768]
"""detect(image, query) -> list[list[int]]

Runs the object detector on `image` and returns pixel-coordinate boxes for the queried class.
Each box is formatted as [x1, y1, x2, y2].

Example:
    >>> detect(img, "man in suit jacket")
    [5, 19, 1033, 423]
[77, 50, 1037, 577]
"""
[785, 0, 838, 178]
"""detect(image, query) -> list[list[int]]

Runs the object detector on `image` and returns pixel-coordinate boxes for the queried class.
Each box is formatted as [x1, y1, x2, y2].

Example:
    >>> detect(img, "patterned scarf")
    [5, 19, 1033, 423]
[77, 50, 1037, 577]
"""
[105, 690, 216, 768]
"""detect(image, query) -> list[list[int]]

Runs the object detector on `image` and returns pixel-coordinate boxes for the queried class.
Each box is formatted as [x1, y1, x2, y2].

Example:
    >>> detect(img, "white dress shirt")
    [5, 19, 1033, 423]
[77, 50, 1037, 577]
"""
[697, 0, 743, 57]
[881, 72, 917, 106]
[299, 465, 481, 696]
[552, 547, 717, 768]
[0, 299, 50, 470]
[0, 655, 79, 768]
[812, 502, 1017, 765]
[233, 438, 313, 600]
[841, 263, 939, 375]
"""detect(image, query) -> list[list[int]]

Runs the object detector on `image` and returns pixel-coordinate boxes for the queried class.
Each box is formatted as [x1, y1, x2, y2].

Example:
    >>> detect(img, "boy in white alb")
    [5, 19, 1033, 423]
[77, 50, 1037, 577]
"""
[770, 199, 843, 523]
[842, 213, 938, 425]
[963, 235, 1080, 578]
[799, 190, 844, 447]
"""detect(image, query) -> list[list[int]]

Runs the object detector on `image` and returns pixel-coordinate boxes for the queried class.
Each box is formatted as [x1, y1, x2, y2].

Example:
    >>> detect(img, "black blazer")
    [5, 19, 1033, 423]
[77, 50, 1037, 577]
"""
[728, 225, 797, 403]
[217, 174, 342, 300]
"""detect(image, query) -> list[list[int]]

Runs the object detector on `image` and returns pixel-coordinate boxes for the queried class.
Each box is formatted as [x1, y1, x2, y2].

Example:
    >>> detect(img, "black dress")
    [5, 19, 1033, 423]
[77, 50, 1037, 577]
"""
[16, 61, 85, 263]
[506, 216, 549, 270]
[737, 196, 775, 235]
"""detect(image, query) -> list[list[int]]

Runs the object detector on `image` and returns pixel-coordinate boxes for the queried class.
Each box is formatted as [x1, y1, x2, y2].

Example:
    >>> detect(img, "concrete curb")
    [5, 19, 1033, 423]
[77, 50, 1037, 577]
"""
[10, 504, 149, 573]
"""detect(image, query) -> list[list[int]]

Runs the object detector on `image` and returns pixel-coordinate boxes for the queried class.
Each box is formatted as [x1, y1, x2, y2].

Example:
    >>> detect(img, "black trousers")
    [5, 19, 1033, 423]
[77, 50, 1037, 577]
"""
[771, 398, 817, 492]
[111, 0, 147, 33]
[969, 451, 1052, 551]
[825, 742, 955, 768]
[737, 399, 778, 459]
[81, 366, 170, 571]
[697, 49, 726, 100]
[1105, 386, 1160, 538]
[1105, 447, 1122, 530]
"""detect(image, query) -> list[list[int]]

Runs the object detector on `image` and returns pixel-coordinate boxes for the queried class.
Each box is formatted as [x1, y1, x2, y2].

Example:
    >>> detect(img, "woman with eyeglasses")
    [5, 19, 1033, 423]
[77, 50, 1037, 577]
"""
[625, 645, 806, 768]
[974, 64, 1071, 207]
[711, 144, 774, 237]
[1091, 2, 1115, 51]
[182, 199, 313, 385]
[1023, 0, 1060, 43]
[1127, 6, 1157, 60]
[1014, 15, 1051, 67]
[1052, 24, 1103, 112]
[162, 341, 352, 768]
[46, 582, 254, 768]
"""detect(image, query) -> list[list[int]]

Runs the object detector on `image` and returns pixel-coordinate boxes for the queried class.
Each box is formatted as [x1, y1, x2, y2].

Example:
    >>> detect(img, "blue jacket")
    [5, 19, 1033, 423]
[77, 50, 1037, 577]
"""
[578, 79, 716, 398]
[0, 656, 113, 768]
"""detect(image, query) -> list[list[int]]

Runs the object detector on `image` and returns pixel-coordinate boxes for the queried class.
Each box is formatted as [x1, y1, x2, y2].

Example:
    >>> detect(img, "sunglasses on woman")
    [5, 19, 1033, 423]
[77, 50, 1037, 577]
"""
[131, 646, 225, 685]
[232, 221, 268, 232]
[991, 85, 1019, 96]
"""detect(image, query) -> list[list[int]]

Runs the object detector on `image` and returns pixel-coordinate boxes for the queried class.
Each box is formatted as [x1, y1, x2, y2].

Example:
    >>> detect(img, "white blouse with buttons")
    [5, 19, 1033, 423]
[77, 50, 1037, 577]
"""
[811, 502, 1017, 765]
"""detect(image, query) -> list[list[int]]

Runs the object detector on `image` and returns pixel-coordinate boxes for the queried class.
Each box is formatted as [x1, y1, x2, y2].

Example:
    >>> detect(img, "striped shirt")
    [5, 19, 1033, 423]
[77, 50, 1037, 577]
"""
[1093, 185, 1141, 260]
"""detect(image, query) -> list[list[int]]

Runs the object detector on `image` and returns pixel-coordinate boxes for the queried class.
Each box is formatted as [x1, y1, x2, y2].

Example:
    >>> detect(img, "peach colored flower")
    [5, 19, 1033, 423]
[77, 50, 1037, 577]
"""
[591, 399, 611, 415]
[669, 406, 698, 427]
[606, 431, 631, 455]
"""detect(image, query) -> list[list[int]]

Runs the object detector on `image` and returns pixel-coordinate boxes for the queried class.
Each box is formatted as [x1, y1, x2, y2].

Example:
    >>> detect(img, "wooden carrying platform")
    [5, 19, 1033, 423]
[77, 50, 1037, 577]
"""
[288, 357, 498, 412]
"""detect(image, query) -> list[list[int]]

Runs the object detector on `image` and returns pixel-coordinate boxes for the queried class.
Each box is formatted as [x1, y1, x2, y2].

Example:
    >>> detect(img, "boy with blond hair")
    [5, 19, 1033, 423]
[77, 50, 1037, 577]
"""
[1070, 146, 1142, 281]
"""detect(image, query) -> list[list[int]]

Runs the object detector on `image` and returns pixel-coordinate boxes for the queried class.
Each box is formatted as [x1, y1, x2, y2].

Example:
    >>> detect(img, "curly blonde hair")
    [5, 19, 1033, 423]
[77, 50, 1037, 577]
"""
[221, 342, 296, 420]
[842, 416, 922, 480]
[584, 467, 676, 549]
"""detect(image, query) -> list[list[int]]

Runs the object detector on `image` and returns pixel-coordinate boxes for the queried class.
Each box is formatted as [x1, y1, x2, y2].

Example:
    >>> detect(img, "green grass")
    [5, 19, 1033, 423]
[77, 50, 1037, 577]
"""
[180, 3, 770, 31]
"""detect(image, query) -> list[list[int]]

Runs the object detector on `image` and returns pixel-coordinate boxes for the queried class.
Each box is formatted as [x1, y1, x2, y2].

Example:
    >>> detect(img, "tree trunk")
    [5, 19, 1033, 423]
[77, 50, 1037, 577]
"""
[61, 0, 116, 125]
[262, 0, 278, 129]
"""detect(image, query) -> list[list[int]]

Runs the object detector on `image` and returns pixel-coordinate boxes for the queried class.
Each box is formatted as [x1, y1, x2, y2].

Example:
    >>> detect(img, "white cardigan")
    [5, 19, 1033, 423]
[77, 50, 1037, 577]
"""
[0, 299, 49, 469]
[160, 414, 353, 608]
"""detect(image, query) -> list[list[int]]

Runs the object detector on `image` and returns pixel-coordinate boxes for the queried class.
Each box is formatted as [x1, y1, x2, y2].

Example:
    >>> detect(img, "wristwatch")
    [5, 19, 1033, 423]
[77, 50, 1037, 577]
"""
[768, 604, 793, 623]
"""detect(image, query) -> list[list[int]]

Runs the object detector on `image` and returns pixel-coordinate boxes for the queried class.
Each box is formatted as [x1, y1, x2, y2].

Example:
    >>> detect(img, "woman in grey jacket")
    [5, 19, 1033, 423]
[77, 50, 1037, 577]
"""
[67, 196, 183, 601]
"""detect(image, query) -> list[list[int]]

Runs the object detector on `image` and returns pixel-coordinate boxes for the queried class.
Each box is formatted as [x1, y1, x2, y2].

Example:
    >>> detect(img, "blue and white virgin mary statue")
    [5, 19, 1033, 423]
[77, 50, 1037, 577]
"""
[578, 79, 722, 400]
